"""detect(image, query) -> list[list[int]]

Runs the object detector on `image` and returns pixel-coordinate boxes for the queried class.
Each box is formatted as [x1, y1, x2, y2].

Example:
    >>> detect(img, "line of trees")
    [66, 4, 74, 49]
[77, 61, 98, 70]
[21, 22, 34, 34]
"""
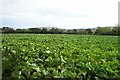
[95, 27, 120, 35]
[1, 26, 120, 35]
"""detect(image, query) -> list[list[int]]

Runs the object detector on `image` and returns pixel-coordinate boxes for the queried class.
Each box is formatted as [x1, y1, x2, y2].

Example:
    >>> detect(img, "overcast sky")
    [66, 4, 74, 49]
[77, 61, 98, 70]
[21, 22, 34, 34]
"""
[0, 0, 119, 29]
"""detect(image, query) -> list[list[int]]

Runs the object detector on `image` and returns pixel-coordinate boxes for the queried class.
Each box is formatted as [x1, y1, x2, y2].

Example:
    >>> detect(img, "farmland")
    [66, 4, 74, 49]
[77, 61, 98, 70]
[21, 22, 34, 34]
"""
[2, 34, 120, 79]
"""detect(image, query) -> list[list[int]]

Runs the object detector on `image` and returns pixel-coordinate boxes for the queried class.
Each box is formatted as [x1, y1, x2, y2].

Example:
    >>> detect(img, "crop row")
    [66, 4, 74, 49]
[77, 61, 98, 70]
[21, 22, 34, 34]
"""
[2, 34, 120, 79]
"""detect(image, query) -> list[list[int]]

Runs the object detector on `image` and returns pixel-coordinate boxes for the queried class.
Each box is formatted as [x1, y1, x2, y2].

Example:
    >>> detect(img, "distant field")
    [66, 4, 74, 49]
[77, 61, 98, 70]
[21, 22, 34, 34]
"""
[2, 34, 120, 79]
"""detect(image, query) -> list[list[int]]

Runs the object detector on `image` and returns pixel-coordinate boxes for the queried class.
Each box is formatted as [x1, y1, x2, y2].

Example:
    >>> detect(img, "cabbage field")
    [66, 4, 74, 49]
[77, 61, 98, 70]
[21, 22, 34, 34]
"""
[2, 34, 120, 79]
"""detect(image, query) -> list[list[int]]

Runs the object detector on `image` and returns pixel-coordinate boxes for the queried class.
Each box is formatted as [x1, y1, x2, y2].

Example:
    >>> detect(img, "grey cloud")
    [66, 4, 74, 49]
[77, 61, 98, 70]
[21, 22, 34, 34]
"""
[1, 0, 91, 19]
[34, 8, 92, 18]
[1, 0, 116, 29]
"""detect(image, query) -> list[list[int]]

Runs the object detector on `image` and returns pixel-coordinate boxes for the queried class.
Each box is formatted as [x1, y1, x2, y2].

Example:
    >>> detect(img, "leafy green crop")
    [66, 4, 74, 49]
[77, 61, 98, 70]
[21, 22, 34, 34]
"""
[2, 34, 120, 79]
